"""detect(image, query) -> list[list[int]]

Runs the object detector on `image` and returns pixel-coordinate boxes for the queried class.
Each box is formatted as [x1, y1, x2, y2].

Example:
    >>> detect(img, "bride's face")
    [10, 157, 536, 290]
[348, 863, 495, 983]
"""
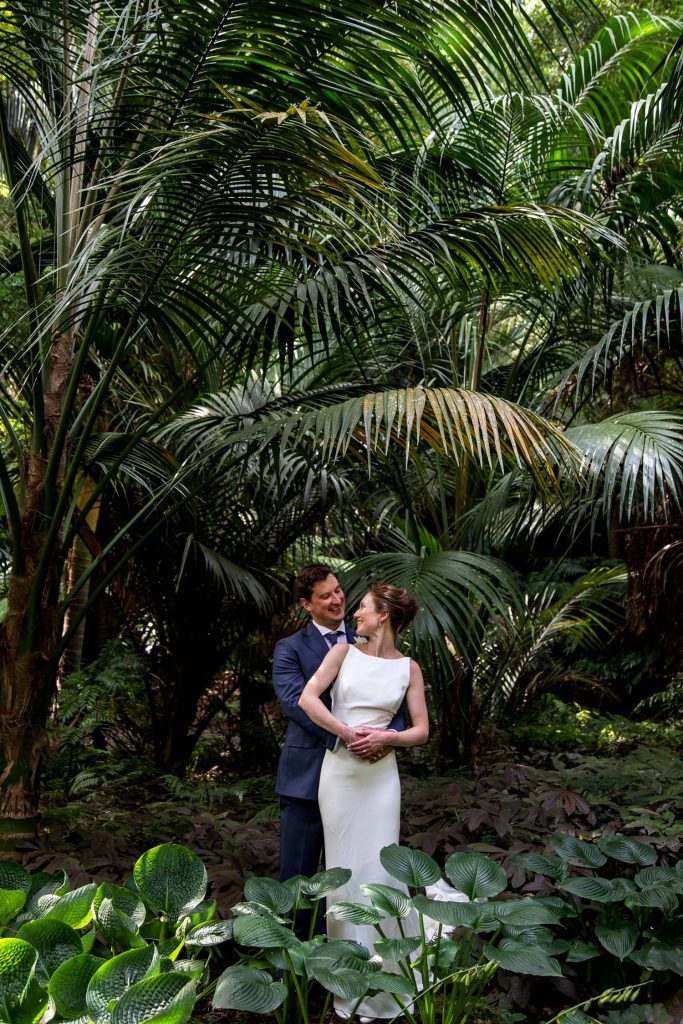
[354, 593, 385, 637]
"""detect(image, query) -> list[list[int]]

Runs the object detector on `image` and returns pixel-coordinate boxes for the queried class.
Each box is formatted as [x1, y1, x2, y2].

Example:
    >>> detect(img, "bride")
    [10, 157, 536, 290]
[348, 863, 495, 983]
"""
[298, 582, 429, 1021]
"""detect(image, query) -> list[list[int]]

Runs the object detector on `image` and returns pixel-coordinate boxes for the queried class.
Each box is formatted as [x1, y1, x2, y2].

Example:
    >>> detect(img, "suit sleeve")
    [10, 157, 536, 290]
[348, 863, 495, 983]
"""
[273, 638, 337, 749]
[389, 700, 408, 732]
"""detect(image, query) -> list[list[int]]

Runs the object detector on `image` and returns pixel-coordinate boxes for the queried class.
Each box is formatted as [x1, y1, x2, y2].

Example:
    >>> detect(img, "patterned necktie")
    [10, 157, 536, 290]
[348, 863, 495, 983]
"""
[323, 630, 343, 647]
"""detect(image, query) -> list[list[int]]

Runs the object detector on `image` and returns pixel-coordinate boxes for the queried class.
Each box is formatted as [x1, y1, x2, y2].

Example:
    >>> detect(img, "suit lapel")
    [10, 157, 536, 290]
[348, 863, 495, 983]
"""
[301, 621, 329, 661]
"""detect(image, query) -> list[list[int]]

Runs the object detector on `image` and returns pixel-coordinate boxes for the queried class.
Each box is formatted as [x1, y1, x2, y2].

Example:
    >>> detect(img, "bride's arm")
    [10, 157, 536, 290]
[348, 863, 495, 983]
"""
[347, 661, 428, 754]
[298, 644, 359, 747]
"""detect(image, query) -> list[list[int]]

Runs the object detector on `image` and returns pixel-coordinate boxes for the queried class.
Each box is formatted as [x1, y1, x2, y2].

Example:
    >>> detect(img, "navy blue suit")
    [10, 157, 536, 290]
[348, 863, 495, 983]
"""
[273, 621, 407, 885]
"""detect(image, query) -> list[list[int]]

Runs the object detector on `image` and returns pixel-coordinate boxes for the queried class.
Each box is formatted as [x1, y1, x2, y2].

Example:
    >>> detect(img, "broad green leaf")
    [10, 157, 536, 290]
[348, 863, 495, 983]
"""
[366, 971, 414, 995]
[306, 964, 370, 999]
[379, 846, 441, 887]
[549, 834, 607, 869]
[412, 895, 477, 927]
[300, 868, 352, 897]
[484, 939, 562, 976]
[597, 835, 657, 866]
[188, 899, 216, 927]
[566, 941, 601, 962]
[111, 971, 196, 1024]
[445, 853, 507, 899]
[0, 864, 31, 926]
[559, 877, 616, 902]
[629, 942, 683, 974]
[86, 945, 159, 1023]
[95, 898, 147, 951]
[373, 938, 421, 962]
[233, 914, 299, 949]
[243, 878, 294, 915]
[48, 954, 106, 1019]
[0, 938, 38, 1008]
[490, 901, 561, 926]
[327, 902, 385, 925]
[134, 845, 207, 921]
[26, 874, 69, 919]
[0, 889, 28, 927]
[522, 855, 565, 879]
[93, 884, 146, 927]
[11, 976, 47, 1024]
[635, 867, 683, 892]
[44, 885, 97, 930]
[595, 922, 639, 960]
[16, 919, 83, 980]
[360, 884, 413, 918]
[626, 887, 678, 912]
[213, 966, 286, 1013]
[185, 920, 233, 947]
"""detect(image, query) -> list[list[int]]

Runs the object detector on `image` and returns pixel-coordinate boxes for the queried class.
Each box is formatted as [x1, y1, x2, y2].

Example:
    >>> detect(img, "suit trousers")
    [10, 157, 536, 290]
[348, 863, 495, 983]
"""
[279, 794, 325, 936]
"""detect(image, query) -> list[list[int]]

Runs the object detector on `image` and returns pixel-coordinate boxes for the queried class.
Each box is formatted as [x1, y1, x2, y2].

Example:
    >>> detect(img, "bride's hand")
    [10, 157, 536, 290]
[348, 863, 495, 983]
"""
[347, 727, 392, 758]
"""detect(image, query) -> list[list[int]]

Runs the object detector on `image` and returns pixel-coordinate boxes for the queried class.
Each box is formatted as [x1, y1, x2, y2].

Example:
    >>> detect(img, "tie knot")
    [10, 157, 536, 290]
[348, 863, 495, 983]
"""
[324, 630, 343, 645]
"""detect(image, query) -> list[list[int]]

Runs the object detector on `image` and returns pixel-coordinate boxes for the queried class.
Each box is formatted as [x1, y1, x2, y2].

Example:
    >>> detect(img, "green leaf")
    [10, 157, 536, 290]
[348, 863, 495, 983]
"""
[373, 938, 421, 962]
[134, 845, 207, 921]
[0, 864, 31, 895]
[522, 855, 565, 879]
[625, 886, 678, 912]
[0, 938, 38, 1010]
[243, 878, 294, 915]
[595, 922, 639, 960]
[233, 914, 299, 949]
[86, 945, 159, 1024]
[185, 920, 233, 946]
[629, 941, 683, 974]
[300, 868, 352, 897]
[596, 835, 657, 866]
[558, 877, 616, 902]
[213, 967, 286, 1013]
[306, 964, 370, 999]
[48, 954, 106, 1019]
[111, 971, 196, 1024]
[549, 834, 607, 869]
[95, 898, 147, 951]
[44, 885, 97, 930]
[379, 845, 441, 887]
[566, 941, 601, 963]
[359, 884, 413, 918]
[445, 853, 508, 899]
[366, 971, 414, 995]
[490, 901, 561, 926]
[327, 902, 385, 925]
[484, 939, 562, 976]
[635, 867, 683, 892]
[0, 889, 28, 927]
[16, 919, 83, 980]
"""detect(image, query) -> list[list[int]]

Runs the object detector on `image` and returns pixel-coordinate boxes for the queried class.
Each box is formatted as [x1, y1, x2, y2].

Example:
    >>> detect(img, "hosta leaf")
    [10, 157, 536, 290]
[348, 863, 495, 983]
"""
[360, 885, 413, 918]
[412, 895, 478, 928]
[490, 901, 561, 926]
[550, 834, 607, 869]
[94, 884, 146, 927]
[110, 971, 196, 1024]
[366, 971, 414, 995]
[595, 922, 639, 960]
[597, 835, 657, 866]
[327, 902, 385, 925]
[185, 920, 233, 947]
[522, 855, 565, 879]
[243, 878, 294, 915]
[11, 977, 47, 1024]
[0, 938, 38, 1007]
[558, 877, 616, 902]
[134, 846, 207, 921]
[27, 874, 69, 919]
[445, 853, 507, 899]
[500, 926, 556, 947]
[96, 898, 146, 951]
[566, 941, 601, 963]
[626, 887, 678, 912]
[306, 965, 370, 999]
[0, 889, 28, 927]
[635, 867, 683, 892]
[629, 942, 683, 974]
[300, 868, 352, 897]
[48, 954, 106, 1019]
[213, 967, 286, 1013]
[373, 938, 421, 962]
[379, 845, 441, 887]
[17, 919, 83, 980]
[0, 864, 31, 926]
[484, 940, 562, 976]
[607, 879, 638, 900]
[233, 914, 299, 949]
[86, 945, 159, 1023]
[304, 939, 376, 972]
[44, 885, 97, 930]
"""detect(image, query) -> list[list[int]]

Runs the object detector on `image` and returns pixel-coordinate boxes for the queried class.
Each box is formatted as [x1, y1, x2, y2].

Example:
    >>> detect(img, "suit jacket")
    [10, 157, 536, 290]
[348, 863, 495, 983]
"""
[273, 621, 407, 799]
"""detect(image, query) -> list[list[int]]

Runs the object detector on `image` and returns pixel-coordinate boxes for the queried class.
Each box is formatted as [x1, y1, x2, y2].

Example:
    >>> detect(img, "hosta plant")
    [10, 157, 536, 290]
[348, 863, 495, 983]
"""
[0, 843, 232, 1024]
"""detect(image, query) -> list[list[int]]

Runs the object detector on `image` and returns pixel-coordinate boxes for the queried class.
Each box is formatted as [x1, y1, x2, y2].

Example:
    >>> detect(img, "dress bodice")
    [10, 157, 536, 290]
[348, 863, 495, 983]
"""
[331, 644, 410, 728]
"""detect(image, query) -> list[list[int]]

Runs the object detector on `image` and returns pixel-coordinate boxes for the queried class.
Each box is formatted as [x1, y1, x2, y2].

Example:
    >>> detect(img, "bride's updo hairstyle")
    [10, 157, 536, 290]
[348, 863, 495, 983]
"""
[368, 583, 418, 635]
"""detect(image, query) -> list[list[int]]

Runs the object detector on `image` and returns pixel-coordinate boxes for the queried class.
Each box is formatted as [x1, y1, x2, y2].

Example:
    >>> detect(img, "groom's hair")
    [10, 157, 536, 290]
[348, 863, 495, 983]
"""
[296, 563, 336, 601]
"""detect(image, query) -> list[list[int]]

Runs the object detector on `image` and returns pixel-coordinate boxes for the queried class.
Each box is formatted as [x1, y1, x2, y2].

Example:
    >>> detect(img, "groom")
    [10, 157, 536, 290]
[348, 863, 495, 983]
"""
[273, 563, 406, 887]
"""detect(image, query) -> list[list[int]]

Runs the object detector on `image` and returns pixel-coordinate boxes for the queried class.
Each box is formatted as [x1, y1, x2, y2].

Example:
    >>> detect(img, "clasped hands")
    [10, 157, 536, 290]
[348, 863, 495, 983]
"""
[343, 725, 393, 763]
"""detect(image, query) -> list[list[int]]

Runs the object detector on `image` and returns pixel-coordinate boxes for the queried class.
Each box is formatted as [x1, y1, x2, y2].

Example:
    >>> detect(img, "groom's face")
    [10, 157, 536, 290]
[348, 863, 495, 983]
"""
[301, 573, 345, 630]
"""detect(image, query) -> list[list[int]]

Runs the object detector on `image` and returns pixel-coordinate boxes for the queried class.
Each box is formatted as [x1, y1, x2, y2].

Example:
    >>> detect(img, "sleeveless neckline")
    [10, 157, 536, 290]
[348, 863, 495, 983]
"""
[349, 644, 409, 662]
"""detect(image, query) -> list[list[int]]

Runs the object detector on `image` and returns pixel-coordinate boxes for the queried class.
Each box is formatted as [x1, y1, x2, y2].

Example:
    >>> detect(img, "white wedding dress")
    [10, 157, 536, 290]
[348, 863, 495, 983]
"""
[318, 644, 418, 1020]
